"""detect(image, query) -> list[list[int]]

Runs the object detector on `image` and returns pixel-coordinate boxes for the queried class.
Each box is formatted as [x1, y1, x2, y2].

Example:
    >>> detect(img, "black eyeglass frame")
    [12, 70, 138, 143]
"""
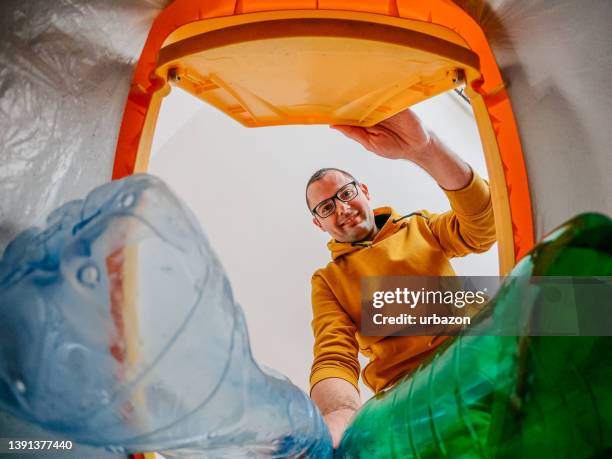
[310, 181, 360, 219]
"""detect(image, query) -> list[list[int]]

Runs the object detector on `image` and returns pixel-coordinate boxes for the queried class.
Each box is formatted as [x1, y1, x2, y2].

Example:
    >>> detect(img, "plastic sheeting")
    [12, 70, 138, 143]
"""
[462, 0, 612, 236]
[0, 0, 169, 253]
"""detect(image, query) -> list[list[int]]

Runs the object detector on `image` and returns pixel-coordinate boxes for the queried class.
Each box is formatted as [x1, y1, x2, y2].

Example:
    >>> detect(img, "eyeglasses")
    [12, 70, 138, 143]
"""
[311, 181, 359, 218]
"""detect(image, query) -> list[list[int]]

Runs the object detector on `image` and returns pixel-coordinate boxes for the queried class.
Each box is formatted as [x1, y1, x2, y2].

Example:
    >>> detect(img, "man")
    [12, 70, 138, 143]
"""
[306, 108, 496, 447]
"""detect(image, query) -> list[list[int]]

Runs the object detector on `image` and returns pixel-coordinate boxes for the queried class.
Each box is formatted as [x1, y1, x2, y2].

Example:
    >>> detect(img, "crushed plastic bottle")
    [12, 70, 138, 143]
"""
[337, 213, 612, 458]
[0, 174, 332, 458]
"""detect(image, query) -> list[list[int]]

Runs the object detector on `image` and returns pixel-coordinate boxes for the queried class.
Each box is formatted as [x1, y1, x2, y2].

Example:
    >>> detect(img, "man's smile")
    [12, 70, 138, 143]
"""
[340, 213, 360, 227]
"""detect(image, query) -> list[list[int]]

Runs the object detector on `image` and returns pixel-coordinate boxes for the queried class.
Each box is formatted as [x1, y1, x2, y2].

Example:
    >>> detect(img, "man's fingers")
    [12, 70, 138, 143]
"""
[331, 125, 372, 150]
[330, 125, 354, 135]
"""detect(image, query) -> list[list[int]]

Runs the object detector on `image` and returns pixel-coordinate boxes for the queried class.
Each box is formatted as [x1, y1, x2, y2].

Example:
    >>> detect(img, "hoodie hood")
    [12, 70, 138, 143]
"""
[327, 207, 420, 261]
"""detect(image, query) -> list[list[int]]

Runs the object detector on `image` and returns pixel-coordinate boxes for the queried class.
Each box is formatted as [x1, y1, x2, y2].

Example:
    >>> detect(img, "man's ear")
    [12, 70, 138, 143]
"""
[359, 182, 371, 200]
[312, 217, 324, 231]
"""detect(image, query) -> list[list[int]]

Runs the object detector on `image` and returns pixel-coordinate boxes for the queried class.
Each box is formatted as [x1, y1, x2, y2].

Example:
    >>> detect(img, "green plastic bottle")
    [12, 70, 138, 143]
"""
[337, 213, 612, 459]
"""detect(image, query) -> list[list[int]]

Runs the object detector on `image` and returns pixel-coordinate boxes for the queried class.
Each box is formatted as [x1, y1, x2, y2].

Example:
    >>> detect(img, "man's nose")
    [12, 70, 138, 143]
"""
[335, 198, 351, 214]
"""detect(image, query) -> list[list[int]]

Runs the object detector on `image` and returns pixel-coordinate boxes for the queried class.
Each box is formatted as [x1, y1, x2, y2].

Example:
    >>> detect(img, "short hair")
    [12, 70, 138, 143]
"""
[305, 167, 356, 210]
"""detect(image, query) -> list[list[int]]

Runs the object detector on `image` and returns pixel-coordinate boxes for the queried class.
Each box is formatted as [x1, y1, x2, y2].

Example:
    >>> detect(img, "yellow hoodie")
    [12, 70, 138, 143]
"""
[309, 172, 496, 394]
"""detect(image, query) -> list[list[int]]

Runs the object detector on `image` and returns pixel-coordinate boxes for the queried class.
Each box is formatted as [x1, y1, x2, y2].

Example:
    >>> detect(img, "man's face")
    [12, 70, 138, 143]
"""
[307, 171, 377, 243]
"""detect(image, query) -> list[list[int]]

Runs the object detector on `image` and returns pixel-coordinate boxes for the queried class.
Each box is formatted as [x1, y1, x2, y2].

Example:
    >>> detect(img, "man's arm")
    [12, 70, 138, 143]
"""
[332, 108, 495, 256]
[425, 171, 496, 257]
[311, 377, 361, 448]
[310, 274, 362, 447]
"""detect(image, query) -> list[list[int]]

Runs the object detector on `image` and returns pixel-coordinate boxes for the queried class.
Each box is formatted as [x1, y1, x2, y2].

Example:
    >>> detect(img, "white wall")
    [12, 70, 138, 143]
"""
[149, 88, 498, 399]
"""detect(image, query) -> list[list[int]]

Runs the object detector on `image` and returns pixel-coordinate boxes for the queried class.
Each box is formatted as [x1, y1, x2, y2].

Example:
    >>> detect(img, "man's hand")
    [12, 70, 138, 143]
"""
[331, 109, 431, 162]
[323, 408, 356, 448]
[332, 108, 473, 191]
[311, 378, 361, 448]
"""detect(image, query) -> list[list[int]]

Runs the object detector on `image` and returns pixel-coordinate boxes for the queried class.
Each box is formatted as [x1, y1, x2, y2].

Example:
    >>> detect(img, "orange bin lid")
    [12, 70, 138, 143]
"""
[156, 18, 480, 127]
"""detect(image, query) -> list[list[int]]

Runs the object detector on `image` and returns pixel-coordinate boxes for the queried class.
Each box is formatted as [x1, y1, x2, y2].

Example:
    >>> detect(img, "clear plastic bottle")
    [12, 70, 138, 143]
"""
[0, 174, 332, 458]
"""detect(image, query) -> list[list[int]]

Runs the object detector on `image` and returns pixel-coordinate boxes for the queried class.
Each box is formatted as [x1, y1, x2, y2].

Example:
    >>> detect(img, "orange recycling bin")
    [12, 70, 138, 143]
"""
[113, 1, 534, 275]
[156, 15, 480, 127]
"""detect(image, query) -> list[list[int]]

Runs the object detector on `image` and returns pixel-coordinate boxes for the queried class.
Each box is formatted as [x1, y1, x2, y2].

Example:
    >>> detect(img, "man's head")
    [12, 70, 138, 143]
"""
[305, 168, 377, 243]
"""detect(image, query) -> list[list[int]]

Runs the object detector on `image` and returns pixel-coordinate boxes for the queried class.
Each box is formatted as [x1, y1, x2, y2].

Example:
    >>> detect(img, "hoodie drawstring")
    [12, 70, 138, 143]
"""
[392, 211, 428, 224]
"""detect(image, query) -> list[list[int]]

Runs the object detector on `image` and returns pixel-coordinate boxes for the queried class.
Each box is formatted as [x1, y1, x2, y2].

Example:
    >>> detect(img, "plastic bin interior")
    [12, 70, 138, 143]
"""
[155, 16, 480, 127]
